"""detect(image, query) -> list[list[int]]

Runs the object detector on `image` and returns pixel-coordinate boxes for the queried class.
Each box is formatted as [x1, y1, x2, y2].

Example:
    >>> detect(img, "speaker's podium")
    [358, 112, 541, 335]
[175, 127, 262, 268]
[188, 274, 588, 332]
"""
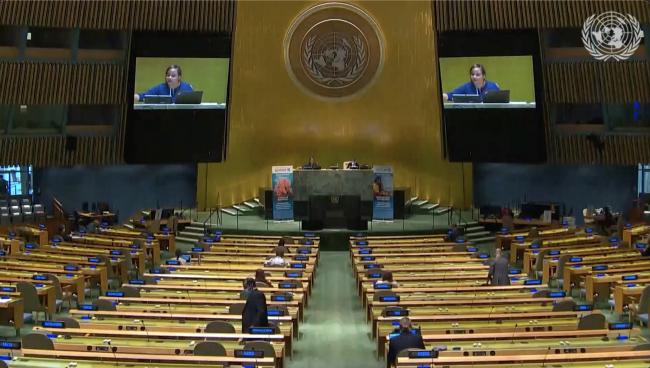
[295, 195, 371, 230]
[293, 168, 373, 230]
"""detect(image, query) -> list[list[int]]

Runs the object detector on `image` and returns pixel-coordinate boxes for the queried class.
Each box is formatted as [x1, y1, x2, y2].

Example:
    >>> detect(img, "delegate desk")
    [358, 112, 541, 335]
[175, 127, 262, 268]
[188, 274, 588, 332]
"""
[134, 102, 226, 110]
[5, 357, 261, 368]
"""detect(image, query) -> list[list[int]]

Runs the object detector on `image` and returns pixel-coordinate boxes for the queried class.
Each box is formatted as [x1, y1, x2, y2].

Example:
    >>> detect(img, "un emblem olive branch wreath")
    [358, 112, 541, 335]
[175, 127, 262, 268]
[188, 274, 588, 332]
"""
[303, 35, 367, 86]
[581, 12, 644, 62]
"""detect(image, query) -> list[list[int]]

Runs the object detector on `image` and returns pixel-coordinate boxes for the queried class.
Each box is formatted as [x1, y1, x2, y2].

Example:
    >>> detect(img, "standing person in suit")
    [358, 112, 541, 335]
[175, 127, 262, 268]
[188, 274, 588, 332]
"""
[387, 317, 425, 367]
[241, 278, 268, 333]
[0, 176, 8, 196]
[487, 248, 510, 286]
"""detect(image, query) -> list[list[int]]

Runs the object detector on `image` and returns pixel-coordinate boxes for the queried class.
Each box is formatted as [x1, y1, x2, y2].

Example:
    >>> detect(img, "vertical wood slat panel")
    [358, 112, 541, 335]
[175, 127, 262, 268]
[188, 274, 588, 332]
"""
[0, 63, 125, 104]
[432, 0, 650, 31]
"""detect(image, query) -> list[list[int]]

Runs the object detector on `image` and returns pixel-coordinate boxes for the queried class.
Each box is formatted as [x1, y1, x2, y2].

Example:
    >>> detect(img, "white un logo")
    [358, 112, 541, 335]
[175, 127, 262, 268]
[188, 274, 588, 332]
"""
[582, 11, 644, 61]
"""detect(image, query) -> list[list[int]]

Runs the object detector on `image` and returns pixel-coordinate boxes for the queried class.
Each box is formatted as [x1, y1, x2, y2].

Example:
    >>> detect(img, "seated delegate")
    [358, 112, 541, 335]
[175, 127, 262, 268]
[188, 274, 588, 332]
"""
[134, 64, 193, 103]
[303, 156, 321, 170]
[443, 63, 500, 102]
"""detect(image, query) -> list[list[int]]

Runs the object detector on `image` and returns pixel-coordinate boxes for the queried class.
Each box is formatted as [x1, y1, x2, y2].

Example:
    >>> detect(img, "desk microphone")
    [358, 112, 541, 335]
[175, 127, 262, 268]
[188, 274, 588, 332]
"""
[134, 319, 150, 342]
[486, 305, 495, 326]
[104, 339, 118, 367]
[186, 289, 193, 305]
[541, 346, 551, 367]
[509, 323, 518, 344]
[167, 302, 175, 320]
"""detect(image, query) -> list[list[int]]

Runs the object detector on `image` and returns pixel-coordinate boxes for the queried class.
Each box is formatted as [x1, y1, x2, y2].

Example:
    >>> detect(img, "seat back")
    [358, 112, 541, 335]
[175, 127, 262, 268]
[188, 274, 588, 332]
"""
[373, 291, 396, 301]
[16, 281, 43, 312]
[44, 274, 63, 300]
[552, 300, 576, 312]
[638, 285, 650, 312]
[58, 317, 80, 328]
[577, 314, 606, 330]
[22, 333, 54, 350]
[243, 340, 275, 358]
[94, 298, 117, 311]
[120, 286, 141, 298]
[228, 303, 245, 315]
[204, 320, 236, 334]
[193, 341, 226, 356]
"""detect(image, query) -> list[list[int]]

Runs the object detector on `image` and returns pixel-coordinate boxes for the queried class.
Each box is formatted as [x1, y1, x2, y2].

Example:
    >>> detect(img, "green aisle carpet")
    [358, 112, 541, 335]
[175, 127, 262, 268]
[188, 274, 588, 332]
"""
[287, 251, 383, 368]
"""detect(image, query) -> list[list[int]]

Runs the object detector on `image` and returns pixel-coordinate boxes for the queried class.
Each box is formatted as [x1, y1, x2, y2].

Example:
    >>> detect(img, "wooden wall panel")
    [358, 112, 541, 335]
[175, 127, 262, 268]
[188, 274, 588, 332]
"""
[548, 134, 650, 165]
[0, 63, 125, 105]
[433, 0, 650, 31]
[545, 62, 650, 104]
[0, 0, 235, 32]
[0, 135, 119, 166]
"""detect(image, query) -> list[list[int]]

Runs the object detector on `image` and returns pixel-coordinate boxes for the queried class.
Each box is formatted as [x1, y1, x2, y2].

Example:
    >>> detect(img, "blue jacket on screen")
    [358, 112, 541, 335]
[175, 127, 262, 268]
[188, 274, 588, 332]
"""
[138, 81, 193, 103]
[447, 80, 500, 102]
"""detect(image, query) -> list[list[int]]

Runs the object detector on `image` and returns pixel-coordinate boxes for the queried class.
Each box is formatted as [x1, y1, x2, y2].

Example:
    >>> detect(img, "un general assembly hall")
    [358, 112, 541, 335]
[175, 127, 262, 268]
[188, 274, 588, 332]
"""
[2, 0, 650, 367]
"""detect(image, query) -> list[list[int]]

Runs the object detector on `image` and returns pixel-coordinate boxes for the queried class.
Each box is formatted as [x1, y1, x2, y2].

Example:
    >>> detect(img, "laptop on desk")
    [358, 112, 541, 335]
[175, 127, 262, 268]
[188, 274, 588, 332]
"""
[484, 90, 510, 103]
[452, 94, 481, 103]
[143, 95, 172, 104]
[175, 91, 203, 104]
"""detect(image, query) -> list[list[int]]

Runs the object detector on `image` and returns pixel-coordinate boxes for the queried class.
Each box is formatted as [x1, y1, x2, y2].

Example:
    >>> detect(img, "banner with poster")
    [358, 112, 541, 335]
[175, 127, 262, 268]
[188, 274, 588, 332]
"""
[272, 166, 294, 220]
[372, 166, 393, 220]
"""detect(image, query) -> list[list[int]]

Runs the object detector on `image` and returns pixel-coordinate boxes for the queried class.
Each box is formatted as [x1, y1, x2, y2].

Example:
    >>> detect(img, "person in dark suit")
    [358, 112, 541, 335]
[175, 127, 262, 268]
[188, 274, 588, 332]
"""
[241, 277, 268, 333]
[0, 176, 8, 196]
[346, 160, 360, 169]
[303, 156, 321, 170]
[487, 248, 510, 286]
[387, 317, 425, 367]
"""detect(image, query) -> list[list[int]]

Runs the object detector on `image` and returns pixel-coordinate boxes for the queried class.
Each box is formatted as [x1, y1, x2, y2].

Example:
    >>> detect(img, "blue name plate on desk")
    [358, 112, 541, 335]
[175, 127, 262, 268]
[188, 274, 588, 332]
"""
[293, 255, 309, 261]
[569, 257, 583, 262]
[284, 271, 302, 278]
[106, 291, 124, 297]
[88, 257, 101, 263]
[191, 247, 204, 252]
[304, 232, 316, 237]
[574, 305, 593, 311]
[64, 265, 78, 271]
[267, 309, 285, 316]
[592, 265, 608, 271]
[271, 294, 292, 302]
[79, 304, 97, 311]
[509, 269, 521, 275]
[235, 349, 264, 358]
[524, 279, 542, 285]
[110, 250, 122, 256]
[622, 275, 638, 281]
[467, 247, 478, 252]
[33, 275, 47, 281]
[290, 263, 305, 269]
[129, 279, 145, 285]
[409, 351, 437, 358]
[385, 309, 408, 317]
[166, 260, 180, 265]
[374, 283, 392, 289]
[364, 264, 381, 269]
[549, 250, 560, 256]
[0, 341, 20, 349]
[367, 272, 381, 278]
[298, 248, 311, 254]
[530, 244, 540, 249]
[302, 239, 314, 245]
[549, 291, 566, 298]
[42, 321, 64, 328]
[358, 248, 372, 254]
[379, 295, 400, 302]
[478, 253, 489, 259]
[279, 282, 297, 289]
[356, 241, 368, 246]
[25, 243, 36, 249]
[609, 322, 632, 330]
[249, 327, 274, 334]
[0, 287, 15, 292]
[361, 256, 375, 261]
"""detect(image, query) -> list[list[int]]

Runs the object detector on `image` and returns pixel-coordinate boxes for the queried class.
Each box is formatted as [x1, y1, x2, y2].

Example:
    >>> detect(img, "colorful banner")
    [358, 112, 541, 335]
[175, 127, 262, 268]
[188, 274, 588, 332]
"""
[372, 166, 394, 220]
[272, 166, 294, 220]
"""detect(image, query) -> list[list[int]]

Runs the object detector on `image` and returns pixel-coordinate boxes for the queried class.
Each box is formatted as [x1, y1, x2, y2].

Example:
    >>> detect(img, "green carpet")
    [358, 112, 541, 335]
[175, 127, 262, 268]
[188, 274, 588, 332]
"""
[287, 251, 383, 368]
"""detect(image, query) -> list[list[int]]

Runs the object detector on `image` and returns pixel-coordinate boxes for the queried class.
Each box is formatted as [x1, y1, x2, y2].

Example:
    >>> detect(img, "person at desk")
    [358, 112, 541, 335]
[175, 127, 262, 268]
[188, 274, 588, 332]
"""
[241, 277, 269, 333]
[0, 176, 8, 196]
[346, 159, 360, 169]
[303, 156, 321, 170]
[387, 317, 425, 367]
[487, 248, 510, 286]
[264, 247, 287, 267]
[53, 224, 72, 242]
[133, 64, 193, 103]
[442, 63, 500, 102]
